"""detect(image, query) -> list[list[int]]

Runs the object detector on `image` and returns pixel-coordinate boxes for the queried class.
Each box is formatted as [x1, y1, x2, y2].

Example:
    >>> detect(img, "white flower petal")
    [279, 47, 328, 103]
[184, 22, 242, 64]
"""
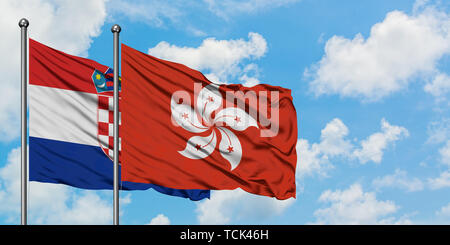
[197, 84, 222, 126]
[214, 107, 258, 131]
[171, 94, 208, 133]
[217, 127, 242, 171]
[179, 131, 217, 159]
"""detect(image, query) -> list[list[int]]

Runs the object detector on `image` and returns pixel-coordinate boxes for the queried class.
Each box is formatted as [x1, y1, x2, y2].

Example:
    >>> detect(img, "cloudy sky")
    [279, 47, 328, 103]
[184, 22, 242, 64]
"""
[1, 0, 450, 225]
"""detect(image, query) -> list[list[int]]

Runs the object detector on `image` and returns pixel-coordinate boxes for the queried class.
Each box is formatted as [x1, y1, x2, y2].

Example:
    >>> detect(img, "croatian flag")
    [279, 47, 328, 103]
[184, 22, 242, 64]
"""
[28, 39, 209, 201]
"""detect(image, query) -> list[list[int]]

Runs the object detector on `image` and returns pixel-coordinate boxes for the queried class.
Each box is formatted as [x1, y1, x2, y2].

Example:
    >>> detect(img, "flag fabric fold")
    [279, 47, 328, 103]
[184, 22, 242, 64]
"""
[121, 44, 298, 200]
[29, 38, 209, 201]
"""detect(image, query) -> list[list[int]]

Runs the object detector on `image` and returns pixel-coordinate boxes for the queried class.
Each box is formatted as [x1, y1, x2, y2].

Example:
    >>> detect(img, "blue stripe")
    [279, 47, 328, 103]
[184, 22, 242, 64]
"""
[29, 136, 209, 201]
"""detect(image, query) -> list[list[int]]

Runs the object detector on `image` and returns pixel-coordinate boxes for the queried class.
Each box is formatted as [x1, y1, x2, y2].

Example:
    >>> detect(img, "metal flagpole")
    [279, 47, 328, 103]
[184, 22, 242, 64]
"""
[19, 18, 29, 226]
[111, 24, 121, 226]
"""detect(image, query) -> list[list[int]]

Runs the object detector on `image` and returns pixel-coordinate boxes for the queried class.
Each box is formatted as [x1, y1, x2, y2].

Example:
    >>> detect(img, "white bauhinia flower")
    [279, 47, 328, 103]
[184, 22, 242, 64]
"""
[171, 85, 258, 170]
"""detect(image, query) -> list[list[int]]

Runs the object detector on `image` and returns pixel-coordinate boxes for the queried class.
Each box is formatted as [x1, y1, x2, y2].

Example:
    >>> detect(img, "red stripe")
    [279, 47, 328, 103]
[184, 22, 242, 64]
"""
[98, 122, 108, 136]
[109, 136, 114, 150]
[98, 96, 109, 110]
[109, 111, 114, 123]
[29, 38, 109, 94]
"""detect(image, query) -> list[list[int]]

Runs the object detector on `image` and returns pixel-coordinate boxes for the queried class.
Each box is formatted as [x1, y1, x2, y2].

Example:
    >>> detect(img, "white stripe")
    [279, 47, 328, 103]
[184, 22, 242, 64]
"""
[99, 109, 109, 123]
[109, 123, 114, 136]
[30, 85, 99, 146]
[108, 97, 113, 111]
[99, 135, 109, 148]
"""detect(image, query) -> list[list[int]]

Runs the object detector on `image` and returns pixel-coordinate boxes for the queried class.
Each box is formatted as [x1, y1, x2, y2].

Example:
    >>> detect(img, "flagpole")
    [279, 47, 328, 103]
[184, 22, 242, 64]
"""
[111, 24, 121, 226]
[19, 18, 29, 226]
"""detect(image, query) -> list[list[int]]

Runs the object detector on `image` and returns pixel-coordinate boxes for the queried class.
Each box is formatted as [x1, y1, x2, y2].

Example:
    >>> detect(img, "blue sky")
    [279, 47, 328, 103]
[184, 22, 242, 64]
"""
[1, 0, 450, 225]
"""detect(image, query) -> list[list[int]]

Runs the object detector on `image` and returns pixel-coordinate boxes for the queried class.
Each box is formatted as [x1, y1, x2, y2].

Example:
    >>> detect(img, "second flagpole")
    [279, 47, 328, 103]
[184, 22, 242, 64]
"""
[111, 24, 121, 226]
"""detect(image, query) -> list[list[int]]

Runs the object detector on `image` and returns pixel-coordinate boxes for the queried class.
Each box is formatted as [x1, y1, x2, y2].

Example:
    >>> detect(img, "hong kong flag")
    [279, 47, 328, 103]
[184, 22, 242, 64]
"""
[121, 44, 298, 200]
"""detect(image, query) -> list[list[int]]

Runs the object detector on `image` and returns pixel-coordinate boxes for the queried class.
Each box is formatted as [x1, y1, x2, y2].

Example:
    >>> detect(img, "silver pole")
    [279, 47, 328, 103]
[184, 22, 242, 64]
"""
[111, 24, 121, 226]
[19, 18, 29, 226]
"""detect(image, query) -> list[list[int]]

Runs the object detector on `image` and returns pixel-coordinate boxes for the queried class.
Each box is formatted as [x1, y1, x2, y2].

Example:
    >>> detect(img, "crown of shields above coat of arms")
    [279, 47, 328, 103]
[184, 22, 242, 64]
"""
[92, 68, 122, 162]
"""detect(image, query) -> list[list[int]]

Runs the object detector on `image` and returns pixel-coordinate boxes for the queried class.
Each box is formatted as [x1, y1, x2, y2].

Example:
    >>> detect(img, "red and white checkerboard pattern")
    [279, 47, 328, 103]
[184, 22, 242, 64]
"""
[97, 95, 121, 160]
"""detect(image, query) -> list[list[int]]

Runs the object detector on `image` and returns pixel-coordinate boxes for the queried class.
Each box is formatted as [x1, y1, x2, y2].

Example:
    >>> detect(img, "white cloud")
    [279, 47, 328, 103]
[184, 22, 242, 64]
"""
[428, 170, 450, 190]
[46, 190, 112, 225]
[318, 118, 353, 156]
[108, 0, 299, 36]
[305, 5, 450, 101]
[296, 139, 333, 178]
[109, 0, 299, 26]
[148, 214, 171, 225]
[426, 140, 450, 190]
[352, 119, 409, 164]
[297, 118, 408, 178]
[239, 63, 261, 87]
[203, 0, 300, 20]
[0, 0, 107, 142]
[413, 0, 431, 13]
[438, 140, 450, 166]
[427, 118, 450, 144]
[376, 214, 415, 225]
[296, 118, 351, 178]
[312, 183, 411, 224]
[195, 189, 295, 224]
[107, 0, 182, 28]
[424, 72, 450, 99]
[0, 148, 22, 219]
[426, 122, 450, 190]
[148, 32, 267, 84]
[372, 169, 424, 192]
[436, 202, 450, 217]
[240, 74, 261, 87]
[0, 147, 117, 224]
